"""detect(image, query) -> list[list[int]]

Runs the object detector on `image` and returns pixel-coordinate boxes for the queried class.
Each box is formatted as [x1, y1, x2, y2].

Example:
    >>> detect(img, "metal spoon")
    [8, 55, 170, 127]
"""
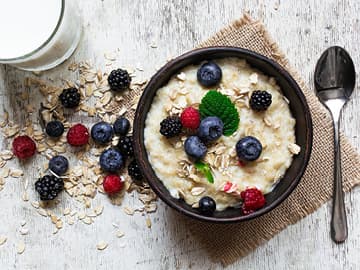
[314, 46, 356, 243]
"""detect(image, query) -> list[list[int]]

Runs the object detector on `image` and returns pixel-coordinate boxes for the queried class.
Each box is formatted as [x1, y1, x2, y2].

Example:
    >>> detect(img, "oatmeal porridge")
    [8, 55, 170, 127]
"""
[144, 57, 300, 212]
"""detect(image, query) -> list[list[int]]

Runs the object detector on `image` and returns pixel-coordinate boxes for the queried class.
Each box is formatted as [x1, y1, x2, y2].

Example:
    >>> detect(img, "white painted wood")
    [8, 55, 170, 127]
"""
[0, 0, 359, 269]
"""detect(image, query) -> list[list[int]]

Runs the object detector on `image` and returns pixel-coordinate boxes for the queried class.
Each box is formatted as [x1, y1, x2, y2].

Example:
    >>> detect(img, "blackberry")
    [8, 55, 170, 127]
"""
[128, 159, 143, 182]
[35, 175, 64, 201]
[249, 90, 272, 111]
[108, 69, 131, 91]
[160, 116, 182, 138]
[117, 136, 134, 157]
[59, 87, 81, 108]
[46, 120, 64, 138]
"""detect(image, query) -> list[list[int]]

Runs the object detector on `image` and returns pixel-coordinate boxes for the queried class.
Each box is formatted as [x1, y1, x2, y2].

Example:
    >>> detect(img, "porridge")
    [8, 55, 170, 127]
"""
[144, 57, 300, 213]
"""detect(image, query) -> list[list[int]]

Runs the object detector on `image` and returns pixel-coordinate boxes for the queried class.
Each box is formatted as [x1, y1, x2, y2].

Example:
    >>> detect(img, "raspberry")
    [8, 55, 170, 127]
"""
[12, 135, 37, 159]
[240, 187, 266, 215]
[67, 124, 89, 146]
[103, 174, 124, 195]
[180, 107, 200, 129]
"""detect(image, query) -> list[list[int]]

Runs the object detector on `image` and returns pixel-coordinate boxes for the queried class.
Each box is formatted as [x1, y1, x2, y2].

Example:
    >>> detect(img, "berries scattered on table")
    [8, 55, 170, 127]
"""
[59, 87, 81, 108]
[236, 136, 262, 162]
[103, 174, 124, 195]
[117, 136, 134, 157]
[108, 68, 131, 91]
[249, 90, 272, 111]
[160, 116, 182, 138]
[199, 196, 216, 215]
[91, 122, 114, 144]
[113, 117, 130, 136]
[99, 148, 124, 172]
[180, 107, 200, 130]
[35, 175, 64, 201]
[240, 187, 266, 215]
[184, 136, 207, 160]
[12, 135, 37, 159]
[197, 62, 222, 87]
[198, 116, 224, 142]
[49, 155, 69, 176]
[128, 159, 143, 182]
[67, 123, 89, 146]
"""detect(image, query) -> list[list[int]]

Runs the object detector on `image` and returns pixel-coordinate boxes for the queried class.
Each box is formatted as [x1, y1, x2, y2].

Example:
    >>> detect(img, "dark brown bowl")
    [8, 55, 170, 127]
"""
[133, 47, 312, 223]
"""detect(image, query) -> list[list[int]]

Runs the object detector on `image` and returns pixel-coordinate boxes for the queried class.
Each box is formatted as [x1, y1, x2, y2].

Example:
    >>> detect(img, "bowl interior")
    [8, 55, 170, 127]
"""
[133, 47, 312, 223]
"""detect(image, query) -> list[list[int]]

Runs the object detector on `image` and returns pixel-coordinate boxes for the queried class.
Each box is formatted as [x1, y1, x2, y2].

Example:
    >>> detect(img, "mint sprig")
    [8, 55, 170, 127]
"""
[199, 90, 239, 136]
[194, 161, 214, 184]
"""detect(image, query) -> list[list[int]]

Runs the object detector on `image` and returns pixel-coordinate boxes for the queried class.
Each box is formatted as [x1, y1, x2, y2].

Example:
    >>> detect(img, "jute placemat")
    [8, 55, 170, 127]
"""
[128, 14, 360, 266]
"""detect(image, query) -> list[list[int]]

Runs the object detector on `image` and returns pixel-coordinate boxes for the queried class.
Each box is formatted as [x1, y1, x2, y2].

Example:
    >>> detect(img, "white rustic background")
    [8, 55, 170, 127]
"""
[0, 0, 359, 269]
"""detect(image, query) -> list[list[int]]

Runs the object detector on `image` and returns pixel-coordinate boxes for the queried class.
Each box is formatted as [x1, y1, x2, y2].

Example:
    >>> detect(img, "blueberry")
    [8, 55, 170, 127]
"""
[46, 120, 64, 138]
[99, 148, 124, 172]
[198, 116, 224, 142]
[236, 136, 262, 162]
[199, 196, 216, 215]
[91, 122, 114, 144]
[49, 155, 69, 175]
[184, 136, 207, 160]
[113, 117, 130, 136]
[197, 62, 222, 87]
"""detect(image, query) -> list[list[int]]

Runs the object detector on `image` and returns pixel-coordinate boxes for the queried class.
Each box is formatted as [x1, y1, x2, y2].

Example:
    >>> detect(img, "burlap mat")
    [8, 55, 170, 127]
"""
[130, 14, 360, 265]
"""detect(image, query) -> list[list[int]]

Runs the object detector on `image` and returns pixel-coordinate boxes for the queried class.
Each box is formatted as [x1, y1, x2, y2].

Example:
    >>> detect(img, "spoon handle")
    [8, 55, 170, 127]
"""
[331, 116, 348, 243]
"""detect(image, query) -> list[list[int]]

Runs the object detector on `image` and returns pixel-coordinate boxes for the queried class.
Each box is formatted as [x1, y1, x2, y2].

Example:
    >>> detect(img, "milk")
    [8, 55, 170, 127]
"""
[0, 0, 81, 71]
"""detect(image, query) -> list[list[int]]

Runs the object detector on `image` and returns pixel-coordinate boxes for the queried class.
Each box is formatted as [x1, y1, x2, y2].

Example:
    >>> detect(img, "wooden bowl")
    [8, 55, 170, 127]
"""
[133, 47, 312, 223]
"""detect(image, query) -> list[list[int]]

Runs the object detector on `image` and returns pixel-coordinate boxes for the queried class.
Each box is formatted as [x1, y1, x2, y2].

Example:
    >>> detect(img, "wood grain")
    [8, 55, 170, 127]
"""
[0, 0, 359, 269]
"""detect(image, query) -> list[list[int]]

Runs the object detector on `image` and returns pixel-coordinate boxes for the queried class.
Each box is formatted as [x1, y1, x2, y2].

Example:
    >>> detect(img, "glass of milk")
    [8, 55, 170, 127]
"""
[0, 0, 82, 71]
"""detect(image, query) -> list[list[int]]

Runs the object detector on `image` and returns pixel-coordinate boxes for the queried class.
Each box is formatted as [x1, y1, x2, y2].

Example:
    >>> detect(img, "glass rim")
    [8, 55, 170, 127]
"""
[0, 0, 65, 62]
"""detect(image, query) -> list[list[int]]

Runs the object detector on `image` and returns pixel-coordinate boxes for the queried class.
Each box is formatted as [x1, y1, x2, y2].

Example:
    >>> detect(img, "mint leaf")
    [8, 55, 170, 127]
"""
[195, 161, 214, 184]
[199, 90, 239, 136]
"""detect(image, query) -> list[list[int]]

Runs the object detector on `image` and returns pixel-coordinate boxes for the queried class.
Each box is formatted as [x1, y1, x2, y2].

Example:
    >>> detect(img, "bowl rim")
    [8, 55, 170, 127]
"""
[133, 46, 313, 223]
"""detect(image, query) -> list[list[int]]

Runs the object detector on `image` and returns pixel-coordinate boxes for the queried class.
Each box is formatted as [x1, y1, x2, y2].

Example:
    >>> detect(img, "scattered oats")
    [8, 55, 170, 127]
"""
[56, 220, 63, 229]
[20, 220, 26, 227]
[4, 125, 20, 137]
[66, 216, 75, 225]
[146, 217, 152, 228]
[104, 52, 116, 61]
[10, 168, 24, 178]
[96, 241, 108, 250]
[17, 241, 25, 254]
[100, 91, 112, 106]
[21, 192, 29, 201]
[0, 160, 6, 168]
[37, 208, 48, 217]
[123, 206, 135, 216]
[263, 115, 272, 127]
[176, 72, 186, 81]
[0, 167, 10, 178]
[150, 43, 157, 48]
[63, 208, 71, 216]
[0, 236, 7, 245]
[31, 201, 40, 209]
[82, 217, 92, 225]
[94, 205, 104, 216]
[0, 150, 13, 160]
[288, 143, 301, 155]
[190, 187, 206, 196]
[19, 228, 29, 235]
[116, 230, 125, 238]
[249, 73, 258, 84]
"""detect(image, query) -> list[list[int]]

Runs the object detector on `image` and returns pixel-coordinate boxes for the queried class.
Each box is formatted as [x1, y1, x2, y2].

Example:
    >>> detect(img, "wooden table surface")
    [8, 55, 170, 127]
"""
[0, 1, 359, 269]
